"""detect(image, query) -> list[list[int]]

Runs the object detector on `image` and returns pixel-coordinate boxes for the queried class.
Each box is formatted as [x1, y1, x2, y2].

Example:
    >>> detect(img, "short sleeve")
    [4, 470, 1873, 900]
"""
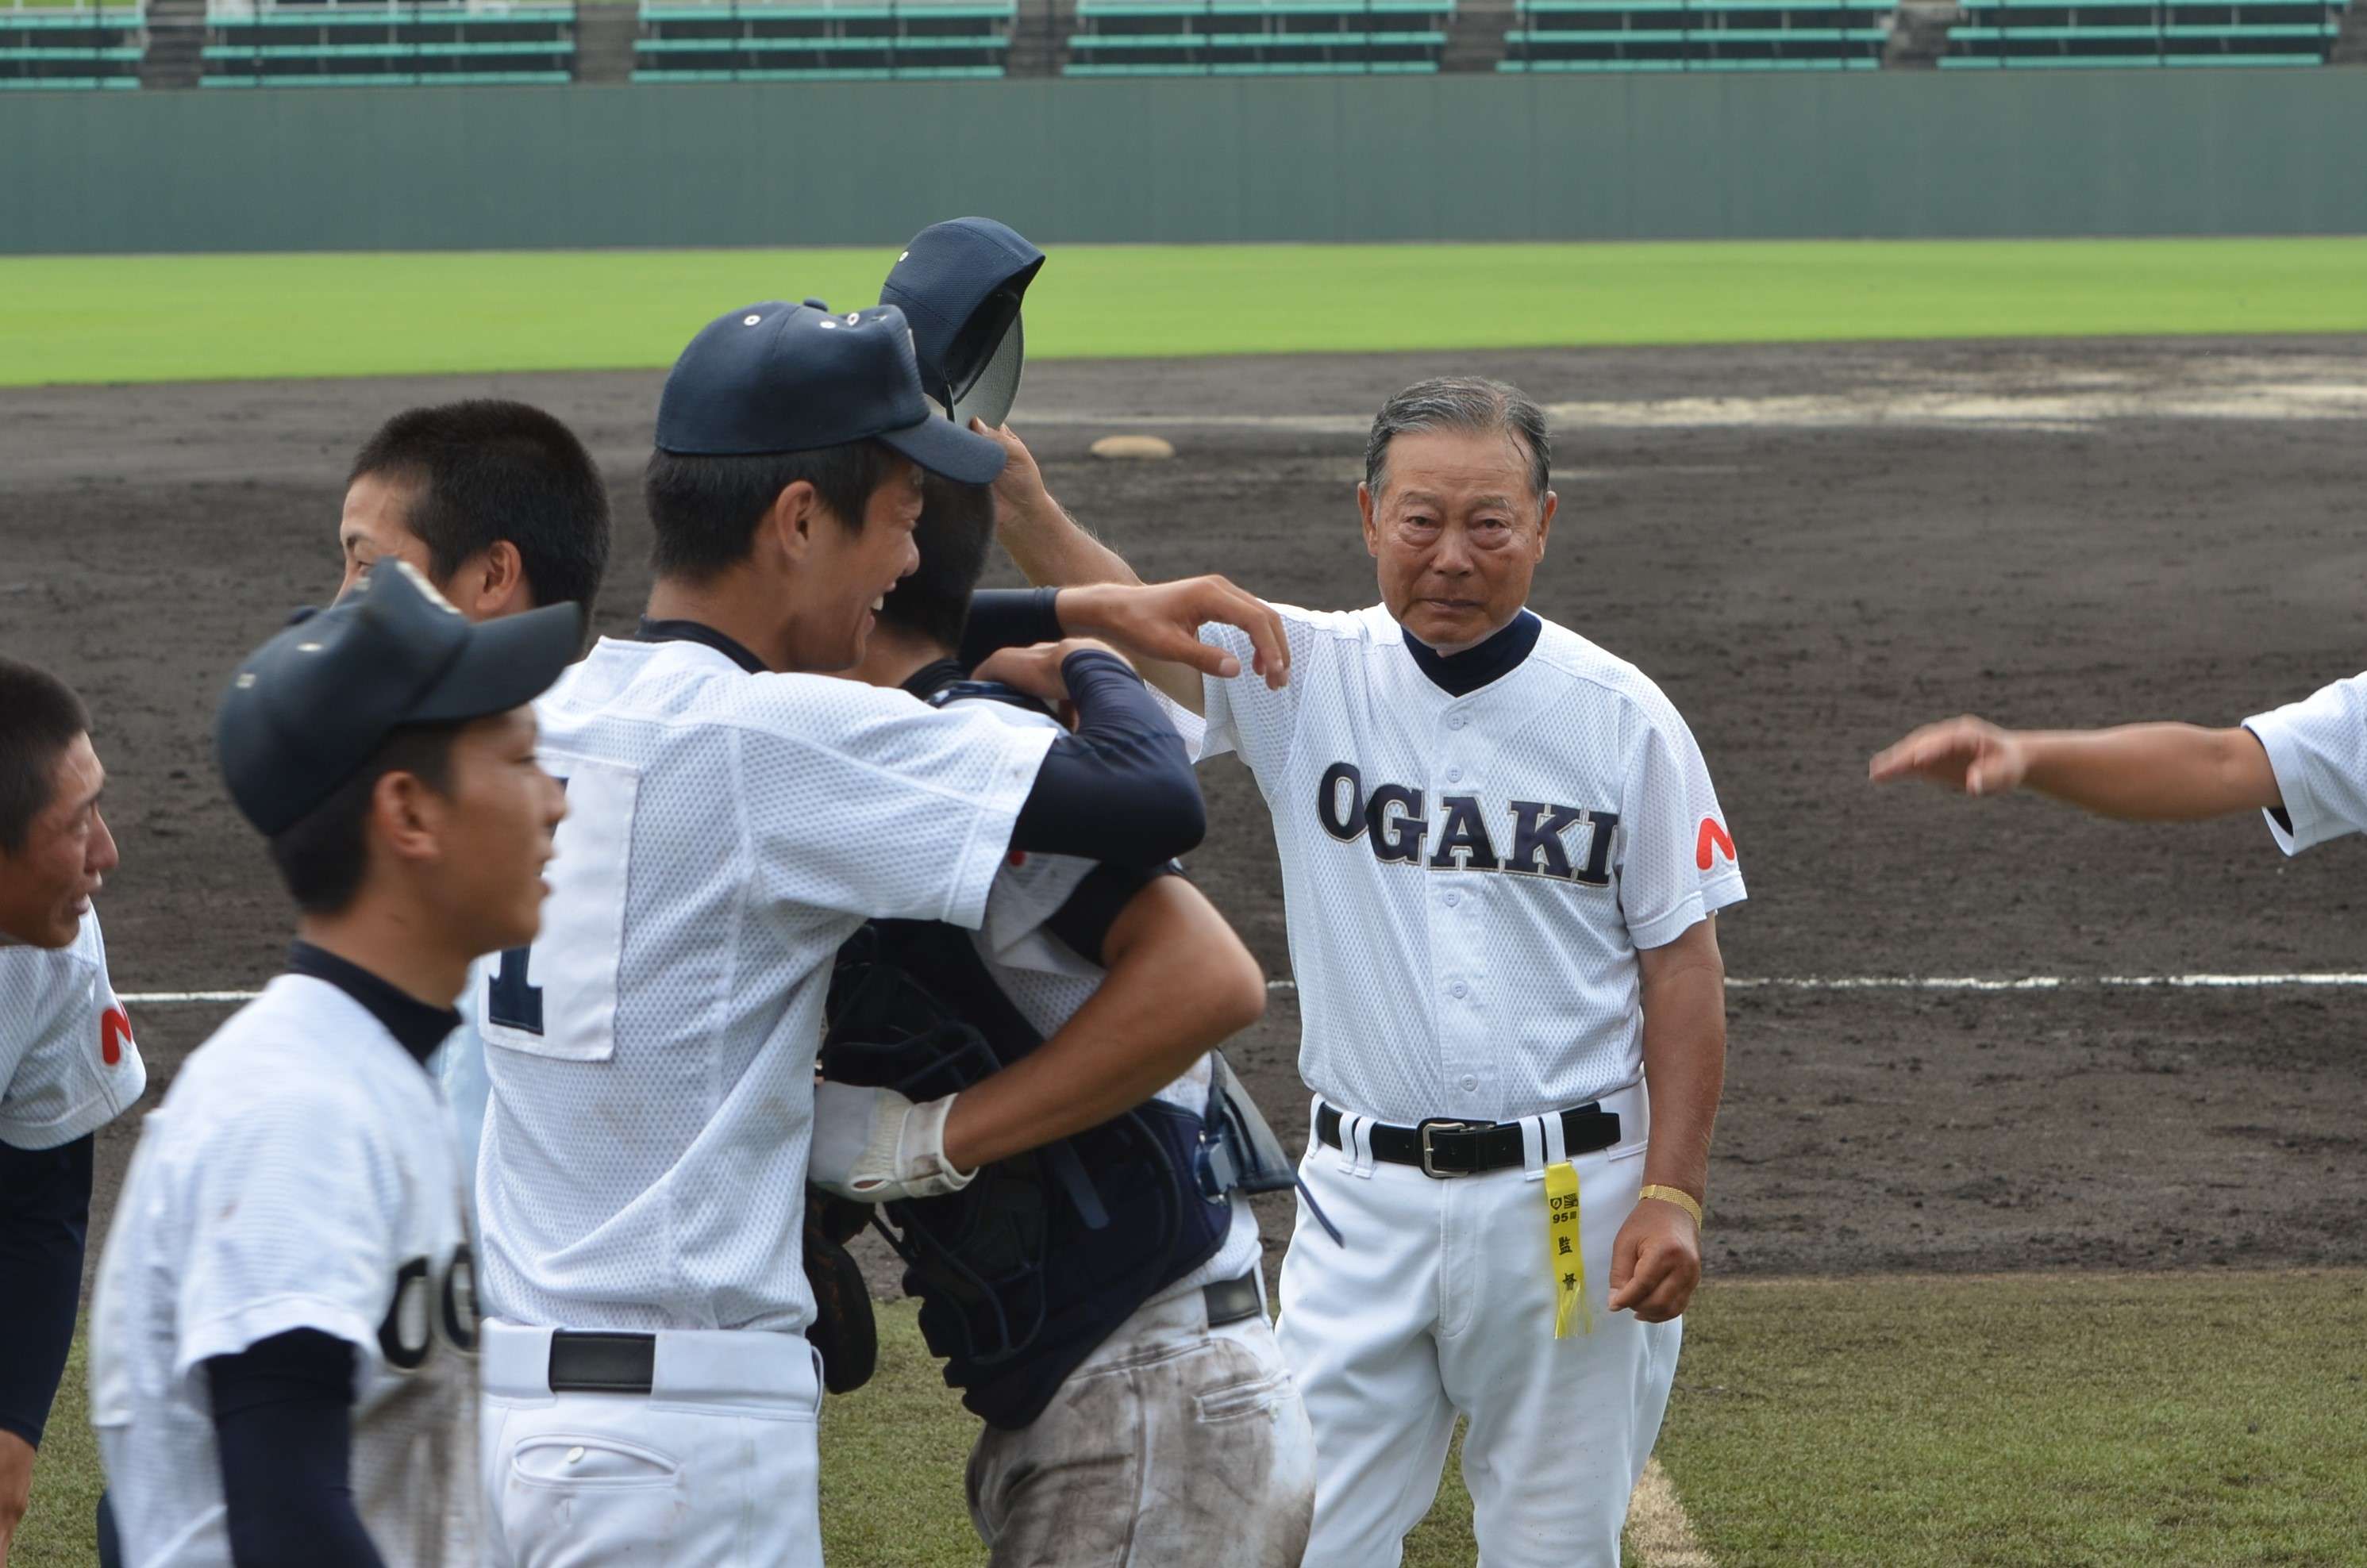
[1195, 604, 1345, 790]
[0, 911, 148, 1151]
[1616, 697, 1746, 951]
[2242, 672, 2367, 856]
[742, 681, 1060, 932]
[170, 1085, 404, 1380]
[976, 850, 1106, 978]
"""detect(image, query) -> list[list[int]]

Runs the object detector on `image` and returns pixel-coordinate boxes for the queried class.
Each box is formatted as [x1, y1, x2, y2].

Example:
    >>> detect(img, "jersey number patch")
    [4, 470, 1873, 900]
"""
[479, 760, 637, 1063]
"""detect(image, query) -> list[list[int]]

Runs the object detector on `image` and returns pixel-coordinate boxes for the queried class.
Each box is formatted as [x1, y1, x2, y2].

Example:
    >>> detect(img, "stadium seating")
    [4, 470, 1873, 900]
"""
[0, 0, 144, 89]
[1062, 0, 1449, 76]
[633, 0, 1012, 82]
[1941, 0, 2344, 65]
[202, 0, 575, 86]
[1497, 0, 1888, 70]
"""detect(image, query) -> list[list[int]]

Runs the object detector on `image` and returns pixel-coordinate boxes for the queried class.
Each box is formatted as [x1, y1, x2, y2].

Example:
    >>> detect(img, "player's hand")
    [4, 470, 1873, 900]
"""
[0, 1429, 35, 1565]
[974, 638, 1128, 706]
[1607, 1196, 1700, 1323]
[1059, 578, 1291, 692]
[972, 420, 1054, 525]
[810, 1081, 976, 1202]
[1869, 715, 2030, 797]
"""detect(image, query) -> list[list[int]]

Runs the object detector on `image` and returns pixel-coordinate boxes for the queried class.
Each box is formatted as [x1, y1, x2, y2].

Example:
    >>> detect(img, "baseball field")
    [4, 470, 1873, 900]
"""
[6, 237, 2366, 1565]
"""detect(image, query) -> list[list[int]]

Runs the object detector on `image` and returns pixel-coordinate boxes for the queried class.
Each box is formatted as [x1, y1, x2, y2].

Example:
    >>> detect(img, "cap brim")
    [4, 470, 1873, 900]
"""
[410, 600, 584, 724]
[877, 411, 1008, 485]
[953, 314, 1024, 430]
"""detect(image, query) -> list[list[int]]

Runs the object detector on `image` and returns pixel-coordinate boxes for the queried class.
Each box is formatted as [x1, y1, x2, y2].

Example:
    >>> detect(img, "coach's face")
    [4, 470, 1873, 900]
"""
[0, 733, 117, 948]
[1361, 428, 1556, 654]
[784, 462, 924, 672]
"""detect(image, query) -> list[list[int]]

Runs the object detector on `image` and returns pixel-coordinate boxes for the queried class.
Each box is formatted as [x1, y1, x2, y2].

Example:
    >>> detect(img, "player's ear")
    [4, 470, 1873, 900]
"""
[766, 480, 818, 568]
[1534, 490, 1557, 558]
[1357, 482, 1381, 559]
[478, 540, 529, 617]
[373, 767, 448, 866]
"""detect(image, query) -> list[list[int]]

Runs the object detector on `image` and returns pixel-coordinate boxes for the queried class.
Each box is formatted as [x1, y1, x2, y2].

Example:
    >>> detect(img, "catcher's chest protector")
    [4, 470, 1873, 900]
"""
[823, 916, 1233, 1430]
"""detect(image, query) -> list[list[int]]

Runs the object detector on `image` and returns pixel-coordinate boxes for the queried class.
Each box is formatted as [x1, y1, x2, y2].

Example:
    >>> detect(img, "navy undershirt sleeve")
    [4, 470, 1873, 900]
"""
[1010, 651, 1207, 866]
[1044, 862, 1181, 968]
[205, 1331, 385, 1568]
[957, 586, 1064, 671]
[0, 1133, 93, 1450]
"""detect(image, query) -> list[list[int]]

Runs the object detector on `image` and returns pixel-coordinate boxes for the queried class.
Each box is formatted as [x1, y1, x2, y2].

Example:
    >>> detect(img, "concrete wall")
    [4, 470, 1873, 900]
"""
[3, 70, 2362, 254]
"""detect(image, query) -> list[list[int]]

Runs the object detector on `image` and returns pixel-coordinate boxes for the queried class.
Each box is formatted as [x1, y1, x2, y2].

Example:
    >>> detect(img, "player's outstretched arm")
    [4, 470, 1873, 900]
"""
[939, 876, 1267, 1174]
[1607, 917, 1725, 1325]
[1869, 715, 2281, 821]
[0, 1134, 95, 1563]
[972, 421, 1287, 713]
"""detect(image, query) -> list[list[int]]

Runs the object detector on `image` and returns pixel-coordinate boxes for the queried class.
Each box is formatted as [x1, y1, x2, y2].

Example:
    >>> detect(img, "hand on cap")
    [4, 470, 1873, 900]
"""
[1059, 578, 1291, 693]
[972, 420, 1054, 525]
[1869, 715, 2029, 797]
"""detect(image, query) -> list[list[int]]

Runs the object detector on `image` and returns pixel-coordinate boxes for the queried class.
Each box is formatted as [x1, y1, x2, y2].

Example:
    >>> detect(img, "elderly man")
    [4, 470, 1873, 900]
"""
[983, 376, 1742, 1566]
[0, 657, 148, 1566]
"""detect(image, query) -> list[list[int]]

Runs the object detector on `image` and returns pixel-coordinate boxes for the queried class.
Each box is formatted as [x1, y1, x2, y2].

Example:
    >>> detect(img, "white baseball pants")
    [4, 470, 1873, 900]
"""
[477, 1320, 824, 1567]
[1275, 1083, 1680, 1568]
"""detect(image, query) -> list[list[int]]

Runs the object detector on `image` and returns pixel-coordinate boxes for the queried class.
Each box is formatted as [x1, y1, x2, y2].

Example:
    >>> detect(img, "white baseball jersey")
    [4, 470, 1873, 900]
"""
[1180, 604, 1743, 1127]
[89, 974, 477, 1566]
[2244, 672, 2367, 855]
[0, 907, 145, 1150]
[956, 698, 1262, 1296]
[475, 637, 1057, 1335]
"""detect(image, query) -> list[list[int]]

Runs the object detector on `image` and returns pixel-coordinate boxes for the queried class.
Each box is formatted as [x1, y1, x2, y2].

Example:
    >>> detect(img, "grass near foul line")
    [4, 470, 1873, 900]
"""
[19, 1271, 2366, 1566]
[5, 238, 2366, 388]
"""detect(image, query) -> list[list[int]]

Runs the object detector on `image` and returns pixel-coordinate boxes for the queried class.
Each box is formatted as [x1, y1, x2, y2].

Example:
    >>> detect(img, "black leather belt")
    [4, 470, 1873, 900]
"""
[548, 1331, 657, 1394]
[549, 1277, 1266, 1395]
[1316, 1101, 1621, 1178]
[1201, 1271, 1262, 1328]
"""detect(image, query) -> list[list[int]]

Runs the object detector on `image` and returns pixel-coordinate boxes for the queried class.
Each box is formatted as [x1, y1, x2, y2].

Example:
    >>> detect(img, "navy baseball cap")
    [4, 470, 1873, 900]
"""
[880, 217, 1044, 429]
[216, 560, 581, 837]
[654, 300, 1006, 485]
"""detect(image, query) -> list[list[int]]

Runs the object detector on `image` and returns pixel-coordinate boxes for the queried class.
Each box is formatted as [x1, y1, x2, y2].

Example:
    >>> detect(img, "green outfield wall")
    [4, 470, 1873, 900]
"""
[2, 71, 2361, 254]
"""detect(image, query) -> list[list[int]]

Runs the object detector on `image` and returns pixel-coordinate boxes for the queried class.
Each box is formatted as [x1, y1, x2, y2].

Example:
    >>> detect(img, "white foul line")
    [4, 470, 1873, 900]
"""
[1626, 1459, 1718, 1568]
[118, 972, 2367, 1009]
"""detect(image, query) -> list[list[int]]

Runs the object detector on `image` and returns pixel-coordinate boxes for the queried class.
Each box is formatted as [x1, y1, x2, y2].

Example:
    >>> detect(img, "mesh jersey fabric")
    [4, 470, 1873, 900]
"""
[475, 638, 1057, 1334]
[0, 906, 146, 1151]
[2244, 671, 2367, 855]
[1174, 603, 1745, 1126]
[950, 701, 1262, 1296]
[87, 974, 477, 1568]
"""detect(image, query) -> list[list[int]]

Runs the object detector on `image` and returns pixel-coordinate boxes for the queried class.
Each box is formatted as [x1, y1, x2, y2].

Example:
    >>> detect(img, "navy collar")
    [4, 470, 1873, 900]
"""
[1402, 610, 1541, 698]
[899, 657, 970, 701]
[285, 942, 460, 1070]
[638, 617, 769, 676]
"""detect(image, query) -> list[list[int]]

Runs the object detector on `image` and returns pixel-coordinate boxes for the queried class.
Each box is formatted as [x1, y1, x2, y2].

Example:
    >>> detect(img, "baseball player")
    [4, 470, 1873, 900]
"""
[1870, 680, 2367, 850]
[323, 398, 614, 1209]
[89, 561, 577, 1566]
[984, 375, 1742, 1566]
[0, 657, 146, 1566]
[470, 298, 1289, 1567]
[824, 472, 1317, 1565]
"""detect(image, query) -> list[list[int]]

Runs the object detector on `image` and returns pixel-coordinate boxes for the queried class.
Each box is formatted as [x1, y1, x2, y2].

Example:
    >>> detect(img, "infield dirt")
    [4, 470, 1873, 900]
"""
[6, 334, 2364, 1289]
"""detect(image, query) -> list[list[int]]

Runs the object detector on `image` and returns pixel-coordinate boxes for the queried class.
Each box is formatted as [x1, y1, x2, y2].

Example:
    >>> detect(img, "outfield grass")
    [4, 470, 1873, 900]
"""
[18, 1270, 2366, 1566]
[5, 238, 2365, 388]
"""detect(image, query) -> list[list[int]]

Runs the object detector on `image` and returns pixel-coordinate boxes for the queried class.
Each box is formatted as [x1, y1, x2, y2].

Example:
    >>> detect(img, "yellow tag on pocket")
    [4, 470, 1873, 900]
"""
[1545, 1160, 1588, 1339]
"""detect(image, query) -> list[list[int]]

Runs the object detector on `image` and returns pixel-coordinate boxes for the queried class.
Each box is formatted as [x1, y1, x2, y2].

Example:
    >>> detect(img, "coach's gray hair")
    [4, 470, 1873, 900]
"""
[1363, 377, 1550, 509]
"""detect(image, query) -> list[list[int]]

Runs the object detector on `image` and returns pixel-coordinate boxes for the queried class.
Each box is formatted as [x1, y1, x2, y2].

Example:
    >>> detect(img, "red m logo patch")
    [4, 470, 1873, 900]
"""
[1695, 818, 1735, 870]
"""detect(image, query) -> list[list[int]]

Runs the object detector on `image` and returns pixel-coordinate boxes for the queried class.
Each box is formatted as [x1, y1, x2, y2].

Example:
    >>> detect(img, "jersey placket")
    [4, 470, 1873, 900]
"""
[1430, 700, 1495, 1122]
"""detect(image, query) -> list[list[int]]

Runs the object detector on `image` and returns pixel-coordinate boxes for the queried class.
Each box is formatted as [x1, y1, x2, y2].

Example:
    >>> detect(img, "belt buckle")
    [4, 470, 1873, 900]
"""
[1417, 1119, 1487, 1179]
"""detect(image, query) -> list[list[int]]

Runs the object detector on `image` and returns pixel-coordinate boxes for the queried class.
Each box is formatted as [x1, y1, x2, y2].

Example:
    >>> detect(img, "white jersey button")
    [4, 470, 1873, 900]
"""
[1460, 1074, 1479, 1093]
[1443, 891, 1460, 908]
[1449, 981, 1468, 999]
[1449, 713, 1468, 730]
[1446, 767, 1464, 782]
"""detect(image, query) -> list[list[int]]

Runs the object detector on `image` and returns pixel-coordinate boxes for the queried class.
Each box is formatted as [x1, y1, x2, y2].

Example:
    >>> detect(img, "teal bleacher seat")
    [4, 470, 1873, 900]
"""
[202, 0, 575, 86]
[1943, 0, 2343, 65]
[0, 2, 144, 88]
[1497, 0, 1888, 70]
[632, 0, 1010, 82]
[1060, 0, 1450, 75]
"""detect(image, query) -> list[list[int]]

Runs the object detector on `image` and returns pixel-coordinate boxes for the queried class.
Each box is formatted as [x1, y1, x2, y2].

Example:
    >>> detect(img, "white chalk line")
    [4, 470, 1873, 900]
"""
[1627, 1458, 1718, 1568]
[120, 972, 2367, 1009]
